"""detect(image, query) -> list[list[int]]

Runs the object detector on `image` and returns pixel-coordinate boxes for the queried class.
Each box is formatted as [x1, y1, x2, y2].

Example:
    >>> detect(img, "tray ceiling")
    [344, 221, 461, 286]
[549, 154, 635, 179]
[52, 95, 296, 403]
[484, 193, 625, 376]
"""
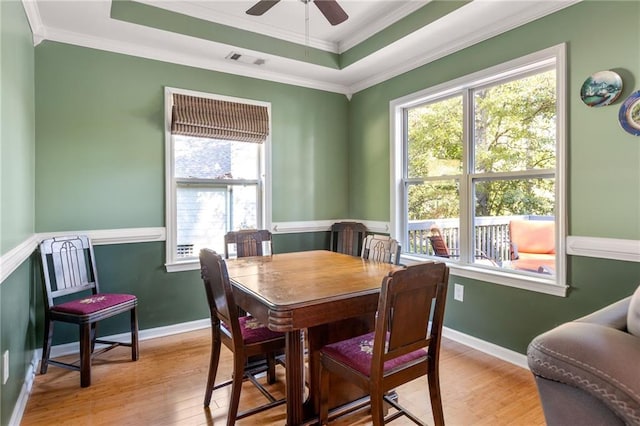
[24, 0, 581, 96]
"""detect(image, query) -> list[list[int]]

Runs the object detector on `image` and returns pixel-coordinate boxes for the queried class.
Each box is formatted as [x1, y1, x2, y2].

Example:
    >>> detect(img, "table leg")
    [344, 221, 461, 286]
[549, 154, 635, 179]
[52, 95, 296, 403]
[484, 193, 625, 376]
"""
[285, 329, 304, 426]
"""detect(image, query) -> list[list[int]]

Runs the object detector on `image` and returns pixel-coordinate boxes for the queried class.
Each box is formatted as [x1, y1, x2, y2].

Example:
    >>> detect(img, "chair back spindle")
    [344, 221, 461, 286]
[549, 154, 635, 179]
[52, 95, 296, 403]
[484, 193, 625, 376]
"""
[361, 234, 401, 265]
[40, 236, 98, 304]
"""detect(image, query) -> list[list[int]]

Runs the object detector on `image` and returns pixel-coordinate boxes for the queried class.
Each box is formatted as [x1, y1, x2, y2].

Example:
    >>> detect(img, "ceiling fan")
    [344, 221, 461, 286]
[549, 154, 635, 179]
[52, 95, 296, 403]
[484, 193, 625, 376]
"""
[246, 0, 349, 26]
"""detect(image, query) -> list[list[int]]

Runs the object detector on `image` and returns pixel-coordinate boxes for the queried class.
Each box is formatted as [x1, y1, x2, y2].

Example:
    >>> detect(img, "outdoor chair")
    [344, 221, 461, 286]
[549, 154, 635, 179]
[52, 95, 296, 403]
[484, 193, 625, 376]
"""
[428, 226, 496, 265]
[38, 235, 139, 388]
[508, 219, 555, 273]
[318, 261, 449, 425]
[199, 249, 285, 425]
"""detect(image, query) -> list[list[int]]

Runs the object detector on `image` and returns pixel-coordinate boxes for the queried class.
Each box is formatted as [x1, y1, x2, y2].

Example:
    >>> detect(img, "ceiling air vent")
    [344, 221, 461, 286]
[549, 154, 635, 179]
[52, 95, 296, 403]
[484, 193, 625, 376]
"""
[225, 52, 266, 66]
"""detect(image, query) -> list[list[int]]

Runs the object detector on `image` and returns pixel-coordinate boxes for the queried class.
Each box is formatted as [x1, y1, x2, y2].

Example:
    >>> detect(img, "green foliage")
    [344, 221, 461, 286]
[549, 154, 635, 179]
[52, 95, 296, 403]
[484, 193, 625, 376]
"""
[406, 70, 556, 220]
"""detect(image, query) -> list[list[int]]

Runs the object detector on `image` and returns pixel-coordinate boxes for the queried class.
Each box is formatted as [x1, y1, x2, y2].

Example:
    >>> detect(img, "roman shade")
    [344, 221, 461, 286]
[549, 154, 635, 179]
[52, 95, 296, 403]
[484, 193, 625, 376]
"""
[171, 94, 269, 143]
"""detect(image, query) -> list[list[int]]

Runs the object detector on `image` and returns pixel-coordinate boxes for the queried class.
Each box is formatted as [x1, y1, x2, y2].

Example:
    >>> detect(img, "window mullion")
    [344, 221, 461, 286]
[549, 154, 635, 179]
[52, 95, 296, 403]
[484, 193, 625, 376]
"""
[459, 88, 473, 263]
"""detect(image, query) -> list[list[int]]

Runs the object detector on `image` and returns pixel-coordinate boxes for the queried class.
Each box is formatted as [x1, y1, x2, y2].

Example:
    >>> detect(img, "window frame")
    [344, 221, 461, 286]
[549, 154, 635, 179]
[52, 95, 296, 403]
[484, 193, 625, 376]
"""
[390, 44, 567, 296]
[164, 87, 272, 272]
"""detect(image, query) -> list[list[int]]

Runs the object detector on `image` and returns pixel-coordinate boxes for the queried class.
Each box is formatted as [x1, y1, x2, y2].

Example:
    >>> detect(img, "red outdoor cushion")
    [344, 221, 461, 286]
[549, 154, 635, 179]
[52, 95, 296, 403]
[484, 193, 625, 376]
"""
[51, 293, 136, 316]
[321, 331, 427, 376]
[509, 220, 555, 254]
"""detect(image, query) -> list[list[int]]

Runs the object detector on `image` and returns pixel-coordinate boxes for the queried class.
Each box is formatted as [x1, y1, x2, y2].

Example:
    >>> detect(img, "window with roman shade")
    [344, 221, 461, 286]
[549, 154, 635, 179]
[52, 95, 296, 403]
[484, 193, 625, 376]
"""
[170, 93, 269, 143]
[165, 88, 271, 271]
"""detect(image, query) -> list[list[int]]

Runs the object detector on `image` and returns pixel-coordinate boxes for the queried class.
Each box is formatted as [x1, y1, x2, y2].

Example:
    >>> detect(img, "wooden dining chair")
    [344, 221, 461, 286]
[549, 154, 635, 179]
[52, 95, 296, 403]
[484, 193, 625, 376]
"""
[199, 249, 286, 425]
[318, 261, 449, 426]
[224, 229, 273, 258]
[38, 235, 139, 388]
[330, 221, 367, 256]
[361, 234, 401, 265]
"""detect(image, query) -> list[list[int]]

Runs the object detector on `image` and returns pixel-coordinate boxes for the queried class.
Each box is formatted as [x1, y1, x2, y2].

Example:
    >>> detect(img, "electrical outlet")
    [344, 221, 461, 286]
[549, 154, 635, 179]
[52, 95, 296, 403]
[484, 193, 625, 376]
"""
[454, 283, 464, 302]
[3, 350, 9, 384]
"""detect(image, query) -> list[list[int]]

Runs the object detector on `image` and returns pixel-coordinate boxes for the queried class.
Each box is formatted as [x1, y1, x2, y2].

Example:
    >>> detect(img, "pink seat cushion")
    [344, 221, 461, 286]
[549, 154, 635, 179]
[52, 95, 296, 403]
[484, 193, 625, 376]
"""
[51, 293, 136, 315]
[321, 331, 427, 376]
[238, 316, 284, 344]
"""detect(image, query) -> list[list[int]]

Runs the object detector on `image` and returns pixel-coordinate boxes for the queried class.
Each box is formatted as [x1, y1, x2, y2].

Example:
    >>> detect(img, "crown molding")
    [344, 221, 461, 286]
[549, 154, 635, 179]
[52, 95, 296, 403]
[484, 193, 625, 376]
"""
[41, 27, 351, 95]
[21, 0, 46, 45]
[347, 0, 583, 94]
[28, 0, 582, 96]
[338, 0, 429, 53]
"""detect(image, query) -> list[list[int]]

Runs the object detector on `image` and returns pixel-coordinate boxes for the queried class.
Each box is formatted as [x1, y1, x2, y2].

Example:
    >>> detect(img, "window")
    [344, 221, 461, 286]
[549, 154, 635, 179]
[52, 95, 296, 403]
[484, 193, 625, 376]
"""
[391, 45, 566, 295]
[165, 88, 271, 271]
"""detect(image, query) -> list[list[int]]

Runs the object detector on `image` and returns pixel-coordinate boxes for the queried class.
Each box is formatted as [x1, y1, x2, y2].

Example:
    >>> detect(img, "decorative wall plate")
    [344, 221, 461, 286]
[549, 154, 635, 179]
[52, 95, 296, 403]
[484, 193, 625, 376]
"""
[580, 70, 623, 107]
[619, 91, 640, 136]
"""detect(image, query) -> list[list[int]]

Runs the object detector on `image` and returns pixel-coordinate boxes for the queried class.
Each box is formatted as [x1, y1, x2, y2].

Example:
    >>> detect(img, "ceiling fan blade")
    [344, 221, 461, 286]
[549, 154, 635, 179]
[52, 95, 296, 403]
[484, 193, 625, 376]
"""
[246, 0, 281, 16]
[314, 0, 348, 26]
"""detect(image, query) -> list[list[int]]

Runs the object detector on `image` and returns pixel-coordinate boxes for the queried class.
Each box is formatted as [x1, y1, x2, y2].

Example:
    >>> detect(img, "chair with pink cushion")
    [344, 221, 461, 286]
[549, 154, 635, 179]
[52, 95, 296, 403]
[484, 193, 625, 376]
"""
[38, 235, 139, 388]
[318, 261, 449, 425]
[199, 249, 286, 425]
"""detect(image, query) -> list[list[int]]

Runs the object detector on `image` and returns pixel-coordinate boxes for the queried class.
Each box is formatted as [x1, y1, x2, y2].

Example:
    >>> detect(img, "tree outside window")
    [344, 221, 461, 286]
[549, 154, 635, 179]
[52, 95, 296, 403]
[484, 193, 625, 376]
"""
[402, 61, 558, 278]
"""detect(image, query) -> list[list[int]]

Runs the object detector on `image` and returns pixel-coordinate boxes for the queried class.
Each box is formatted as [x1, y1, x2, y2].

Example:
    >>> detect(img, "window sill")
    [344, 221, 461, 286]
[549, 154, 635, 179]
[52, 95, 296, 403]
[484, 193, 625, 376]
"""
[400, 254, 568, 297]
[166, 259, 200, 273]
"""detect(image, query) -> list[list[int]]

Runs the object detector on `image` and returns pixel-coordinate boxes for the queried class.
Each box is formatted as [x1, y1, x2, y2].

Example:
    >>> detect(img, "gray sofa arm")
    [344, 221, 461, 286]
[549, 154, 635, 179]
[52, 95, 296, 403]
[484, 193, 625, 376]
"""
[528, 298, 640, 425]
[575, 296, 631, 330]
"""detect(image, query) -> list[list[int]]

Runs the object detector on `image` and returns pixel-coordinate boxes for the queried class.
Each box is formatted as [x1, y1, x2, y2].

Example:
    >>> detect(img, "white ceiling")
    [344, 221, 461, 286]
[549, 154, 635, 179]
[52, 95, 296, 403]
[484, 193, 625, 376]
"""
[136, 0, 430, 53]
[24, 0, 581, 96]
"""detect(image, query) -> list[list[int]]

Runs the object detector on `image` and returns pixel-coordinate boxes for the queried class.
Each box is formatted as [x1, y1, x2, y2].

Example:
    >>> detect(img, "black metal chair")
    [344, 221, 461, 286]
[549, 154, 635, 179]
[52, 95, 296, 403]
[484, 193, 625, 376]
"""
[38, 235, 139, 387]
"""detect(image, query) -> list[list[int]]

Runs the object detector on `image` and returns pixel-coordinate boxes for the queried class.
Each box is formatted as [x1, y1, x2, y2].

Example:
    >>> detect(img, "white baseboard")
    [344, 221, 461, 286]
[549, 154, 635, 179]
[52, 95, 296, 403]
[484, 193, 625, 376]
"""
[10, 318, 210, 426]
[47, 318, 211, 358]
[8, 351, 38, 426]
[442, 326, 529, 370]
[10, 319, 525, 425]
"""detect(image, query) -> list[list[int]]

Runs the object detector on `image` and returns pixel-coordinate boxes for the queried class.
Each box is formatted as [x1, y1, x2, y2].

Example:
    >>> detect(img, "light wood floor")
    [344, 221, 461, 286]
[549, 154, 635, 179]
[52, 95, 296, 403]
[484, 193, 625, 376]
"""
[21, 328, 544, 425]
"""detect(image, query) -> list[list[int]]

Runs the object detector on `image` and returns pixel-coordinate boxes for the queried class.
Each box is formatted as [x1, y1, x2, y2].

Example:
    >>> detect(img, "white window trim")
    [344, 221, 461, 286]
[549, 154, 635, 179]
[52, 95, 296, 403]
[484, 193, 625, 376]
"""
[164, 87, 272, 272]
[389, 43, 567, 296]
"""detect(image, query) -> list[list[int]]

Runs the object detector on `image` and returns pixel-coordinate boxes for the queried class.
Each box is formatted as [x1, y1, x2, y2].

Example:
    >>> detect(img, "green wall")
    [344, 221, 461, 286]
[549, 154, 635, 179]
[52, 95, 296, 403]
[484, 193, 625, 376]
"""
[35, 42, 350, 230]
[1, 0, 35, 254]
[33, 41, 350, 343]
[349, 1, 640, 351]
[1, 0, 36, 424]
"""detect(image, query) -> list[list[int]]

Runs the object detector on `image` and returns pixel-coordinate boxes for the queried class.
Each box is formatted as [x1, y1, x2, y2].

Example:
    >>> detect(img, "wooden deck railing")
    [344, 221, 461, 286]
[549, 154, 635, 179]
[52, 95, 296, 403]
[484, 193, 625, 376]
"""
[407, 215, 553, 263]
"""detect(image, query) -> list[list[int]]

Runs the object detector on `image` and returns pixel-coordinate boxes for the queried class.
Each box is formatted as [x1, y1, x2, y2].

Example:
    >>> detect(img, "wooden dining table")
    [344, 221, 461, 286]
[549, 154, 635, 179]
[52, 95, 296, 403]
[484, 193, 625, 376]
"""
[225, 250, 404, 425]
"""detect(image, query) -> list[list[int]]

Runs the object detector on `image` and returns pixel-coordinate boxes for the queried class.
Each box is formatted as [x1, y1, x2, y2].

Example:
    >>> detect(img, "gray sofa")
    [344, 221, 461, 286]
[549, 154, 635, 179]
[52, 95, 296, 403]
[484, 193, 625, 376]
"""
[527, 295, 640, 425]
